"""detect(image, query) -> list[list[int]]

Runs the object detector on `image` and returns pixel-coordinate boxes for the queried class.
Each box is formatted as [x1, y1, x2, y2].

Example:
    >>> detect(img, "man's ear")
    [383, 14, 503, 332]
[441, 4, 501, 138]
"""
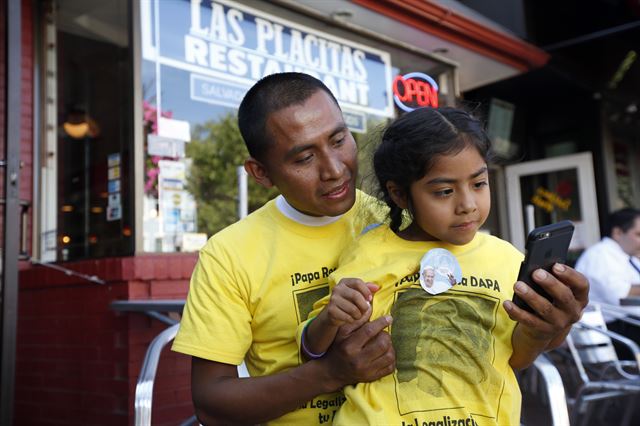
[611, 226, 622, 242]
[386, 181, 408, 209]
[244, 157, 274, 188]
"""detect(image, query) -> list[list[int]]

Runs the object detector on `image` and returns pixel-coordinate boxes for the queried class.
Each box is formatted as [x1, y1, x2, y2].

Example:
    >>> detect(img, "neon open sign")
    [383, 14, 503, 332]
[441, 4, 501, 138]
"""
[392, 72, 439, 112]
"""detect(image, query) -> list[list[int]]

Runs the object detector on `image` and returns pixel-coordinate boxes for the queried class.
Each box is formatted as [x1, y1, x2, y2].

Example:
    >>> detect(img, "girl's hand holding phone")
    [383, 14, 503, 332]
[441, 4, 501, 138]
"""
[505, 263, 589, 369]
[506, 221, 589, 349]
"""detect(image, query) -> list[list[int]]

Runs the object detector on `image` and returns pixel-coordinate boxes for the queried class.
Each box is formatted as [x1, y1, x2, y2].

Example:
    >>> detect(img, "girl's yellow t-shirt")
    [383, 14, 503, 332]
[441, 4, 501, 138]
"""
[305, 225, 524, 426]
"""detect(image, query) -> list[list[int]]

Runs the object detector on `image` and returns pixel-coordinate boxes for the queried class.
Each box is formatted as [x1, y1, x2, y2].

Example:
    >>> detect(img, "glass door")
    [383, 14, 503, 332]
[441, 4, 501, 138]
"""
[505, 152, 600, 264]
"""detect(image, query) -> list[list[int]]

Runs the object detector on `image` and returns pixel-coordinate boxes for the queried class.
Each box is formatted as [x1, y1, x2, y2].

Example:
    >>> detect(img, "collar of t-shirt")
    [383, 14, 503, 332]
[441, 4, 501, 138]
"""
[275, 195, 343, 227]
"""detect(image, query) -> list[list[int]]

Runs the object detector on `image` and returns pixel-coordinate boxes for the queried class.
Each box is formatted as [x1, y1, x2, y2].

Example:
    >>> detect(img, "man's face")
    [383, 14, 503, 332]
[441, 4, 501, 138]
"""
[258, 90, 358, 217]
[614, 217, 640, 257]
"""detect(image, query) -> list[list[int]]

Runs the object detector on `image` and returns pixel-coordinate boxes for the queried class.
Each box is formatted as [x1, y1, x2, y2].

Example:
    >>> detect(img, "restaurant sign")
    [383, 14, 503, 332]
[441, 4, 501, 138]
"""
[141, 0, 394, 118]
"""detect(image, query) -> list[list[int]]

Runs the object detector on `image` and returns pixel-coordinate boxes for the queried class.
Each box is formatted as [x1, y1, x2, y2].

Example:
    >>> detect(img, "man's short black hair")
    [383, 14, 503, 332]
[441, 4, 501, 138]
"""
[238, 72, 339, 162]
[606, 208, 640, 236]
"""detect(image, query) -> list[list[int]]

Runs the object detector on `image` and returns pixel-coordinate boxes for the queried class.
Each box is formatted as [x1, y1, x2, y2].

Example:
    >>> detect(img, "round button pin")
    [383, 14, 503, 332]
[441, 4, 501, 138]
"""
[419, 248, 462, 295]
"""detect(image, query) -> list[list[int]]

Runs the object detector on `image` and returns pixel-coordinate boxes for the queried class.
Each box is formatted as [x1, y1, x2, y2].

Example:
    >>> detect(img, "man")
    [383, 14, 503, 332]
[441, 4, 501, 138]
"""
[575, 208, 640, 312]
[172, 73, 394, 425]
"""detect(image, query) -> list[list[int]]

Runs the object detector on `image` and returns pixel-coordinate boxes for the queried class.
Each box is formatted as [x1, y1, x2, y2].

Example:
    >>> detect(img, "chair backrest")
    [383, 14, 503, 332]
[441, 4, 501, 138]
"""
[135, 324, 250, 426]
[136, 323, 181, 426]
[570, 306, 619, 365]
[531, 354, 570, 426]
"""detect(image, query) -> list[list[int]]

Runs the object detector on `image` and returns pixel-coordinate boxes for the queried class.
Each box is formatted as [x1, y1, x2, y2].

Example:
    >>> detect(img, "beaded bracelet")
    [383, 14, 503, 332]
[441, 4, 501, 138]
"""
[301, 318, 326, 359]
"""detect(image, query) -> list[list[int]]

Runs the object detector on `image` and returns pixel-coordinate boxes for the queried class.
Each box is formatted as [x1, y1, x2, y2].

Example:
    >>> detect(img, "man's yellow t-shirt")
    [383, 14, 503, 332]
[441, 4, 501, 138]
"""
[173, 190, 385, 425]
[305, 225, 524, 426]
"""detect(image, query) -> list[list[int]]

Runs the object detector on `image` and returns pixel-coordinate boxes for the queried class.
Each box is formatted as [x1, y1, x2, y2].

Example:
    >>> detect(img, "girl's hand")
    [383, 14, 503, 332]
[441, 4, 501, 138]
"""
[507, 264, 588, 341]
[505, 263, 589, 369]
[326, 278, 379, 327]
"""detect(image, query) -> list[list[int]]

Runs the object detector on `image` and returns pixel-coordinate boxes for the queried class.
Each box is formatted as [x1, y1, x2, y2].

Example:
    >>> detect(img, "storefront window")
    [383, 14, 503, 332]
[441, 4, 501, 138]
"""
[140, 0, 455, 252]
[519, 169, 583, 263]
[39, 0, 133, 261]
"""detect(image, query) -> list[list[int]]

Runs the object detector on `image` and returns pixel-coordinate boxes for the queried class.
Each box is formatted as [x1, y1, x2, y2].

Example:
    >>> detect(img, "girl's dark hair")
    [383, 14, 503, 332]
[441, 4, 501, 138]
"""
[373, 107, 493, 232]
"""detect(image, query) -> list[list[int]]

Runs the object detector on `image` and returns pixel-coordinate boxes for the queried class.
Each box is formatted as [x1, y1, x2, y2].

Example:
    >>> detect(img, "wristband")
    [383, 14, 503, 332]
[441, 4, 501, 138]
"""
[301, 318, 326, 359]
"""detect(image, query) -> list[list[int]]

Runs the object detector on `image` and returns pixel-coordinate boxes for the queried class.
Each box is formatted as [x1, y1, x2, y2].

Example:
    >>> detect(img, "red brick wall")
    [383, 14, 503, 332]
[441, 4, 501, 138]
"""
[16, 253, 198, 426]
[10, 2, 201, 424]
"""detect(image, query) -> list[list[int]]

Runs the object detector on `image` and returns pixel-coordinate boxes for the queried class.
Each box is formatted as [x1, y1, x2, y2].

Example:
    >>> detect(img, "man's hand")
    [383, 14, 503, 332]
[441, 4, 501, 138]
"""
[505, 263, 589, 369]
[322, 309, 395, 389]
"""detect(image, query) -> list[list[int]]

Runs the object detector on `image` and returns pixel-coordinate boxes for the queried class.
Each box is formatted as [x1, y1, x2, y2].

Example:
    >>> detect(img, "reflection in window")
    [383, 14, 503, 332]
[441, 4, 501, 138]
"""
[140, 88, 278, 252]
[139, 0, 455, 253]
[519, 169, 583, 263]
[42, 0, 133, 261]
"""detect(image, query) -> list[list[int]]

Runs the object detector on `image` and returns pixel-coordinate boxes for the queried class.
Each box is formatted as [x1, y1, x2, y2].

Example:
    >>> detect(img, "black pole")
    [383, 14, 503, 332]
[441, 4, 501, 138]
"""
[1, 0, 22, 424]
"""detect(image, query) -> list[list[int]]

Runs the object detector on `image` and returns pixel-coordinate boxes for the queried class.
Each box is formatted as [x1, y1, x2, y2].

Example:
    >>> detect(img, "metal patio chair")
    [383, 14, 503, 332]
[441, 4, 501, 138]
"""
[519, 353, 570, 426]
[135, 323, 249, 426]
[563, 304, 640, 426]
[135, 323, 181, 426]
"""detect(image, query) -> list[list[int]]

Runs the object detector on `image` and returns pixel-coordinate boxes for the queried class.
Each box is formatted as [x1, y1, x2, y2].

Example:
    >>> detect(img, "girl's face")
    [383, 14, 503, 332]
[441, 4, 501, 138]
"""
[397, 145, 490, 245]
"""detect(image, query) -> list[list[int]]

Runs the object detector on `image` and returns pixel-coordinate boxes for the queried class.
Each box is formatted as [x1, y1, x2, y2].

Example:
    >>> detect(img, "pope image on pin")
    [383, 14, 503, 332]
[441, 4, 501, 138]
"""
[419, 248, 463, 295]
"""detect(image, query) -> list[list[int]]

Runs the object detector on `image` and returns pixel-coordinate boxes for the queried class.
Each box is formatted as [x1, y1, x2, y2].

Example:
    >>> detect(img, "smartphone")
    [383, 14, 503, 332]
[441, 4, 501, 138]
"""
[512, 220, 575, 313]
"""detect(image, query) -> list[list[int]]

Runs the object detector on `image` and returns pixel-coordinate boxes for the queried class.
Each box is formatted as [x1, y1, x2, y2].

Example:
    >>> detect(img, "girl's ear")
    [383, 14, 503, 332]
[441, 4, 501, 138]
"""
[244, 157, 274, 188]
[386, 181, 409, 209]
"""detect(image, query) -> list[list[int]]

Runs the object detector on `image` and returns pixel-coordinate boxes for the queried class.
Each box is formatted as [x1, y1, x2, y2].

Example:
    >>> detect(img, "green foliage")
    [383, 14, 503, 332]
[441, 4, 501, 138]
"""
[186, 114, 278, 236]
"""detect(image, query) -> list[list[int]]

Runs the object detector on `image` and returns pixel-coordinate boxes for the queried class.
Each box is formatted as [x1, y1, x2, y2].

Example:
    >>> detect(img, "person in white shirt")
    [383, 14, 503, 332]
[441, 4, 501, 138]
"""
[575, 208, 640, 322]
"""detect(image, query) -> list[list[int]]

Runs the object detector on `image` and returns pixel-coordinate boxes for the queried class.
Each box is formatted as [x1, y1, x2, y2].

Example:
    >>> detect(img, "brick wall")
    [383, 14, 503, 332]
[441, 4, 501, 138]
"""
[16, 253, 198, 426]
[9, 2, 204, 424]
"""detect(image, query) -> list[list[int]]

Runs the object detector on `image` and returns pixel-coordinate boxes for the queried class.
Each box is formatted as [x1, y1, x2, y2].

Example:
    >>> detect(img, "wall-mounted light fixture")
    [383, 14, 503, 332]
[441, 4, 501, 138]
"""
[62, 107, 100, 139]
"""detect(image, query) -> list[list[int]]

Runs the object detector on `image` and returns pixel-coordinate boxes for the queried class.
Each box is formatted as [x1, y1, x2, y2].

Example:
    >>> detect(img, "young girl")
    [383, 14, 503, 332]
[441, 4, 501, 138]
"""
[300, 107, 584, 425]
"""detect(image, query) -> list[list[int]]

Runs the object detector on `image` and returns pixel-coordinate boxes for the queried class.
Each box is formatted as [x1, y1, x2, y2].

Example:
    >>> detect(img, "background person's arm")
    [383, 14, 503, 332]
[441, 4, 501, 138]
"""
[191, 315, 395, 425]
